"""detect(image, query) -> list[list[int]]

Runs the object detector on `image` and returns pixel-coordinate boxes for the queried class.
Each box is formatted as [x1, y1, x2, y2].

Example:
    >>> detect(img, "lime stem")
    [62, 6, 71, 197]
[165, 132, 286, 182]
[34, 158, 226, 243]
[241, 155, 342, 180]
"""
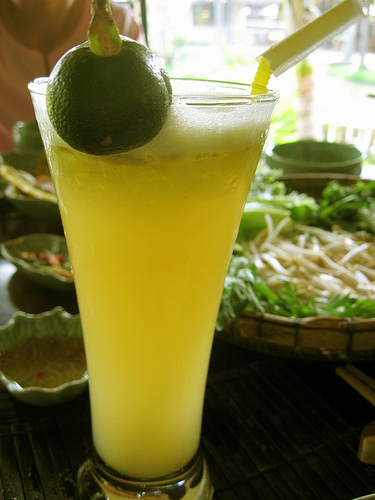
[88, 0, 122, 56]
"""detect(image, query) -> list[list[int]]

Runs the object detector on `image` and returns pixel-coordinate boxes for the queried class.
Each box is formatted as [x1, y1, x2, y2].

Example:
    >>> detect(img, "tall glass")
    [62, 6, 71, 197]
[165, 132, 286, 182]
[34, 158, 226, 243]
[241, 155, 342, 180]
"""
[29, 77, 278, 499]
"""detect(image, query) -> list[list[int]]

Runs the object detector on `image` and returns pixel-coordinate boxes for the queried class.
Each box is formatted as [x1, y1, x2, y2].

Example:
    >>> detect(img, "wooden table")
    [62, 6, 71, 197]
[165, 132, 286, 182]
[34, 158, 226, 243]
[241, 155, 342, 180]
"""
[1, 210, 375, 500]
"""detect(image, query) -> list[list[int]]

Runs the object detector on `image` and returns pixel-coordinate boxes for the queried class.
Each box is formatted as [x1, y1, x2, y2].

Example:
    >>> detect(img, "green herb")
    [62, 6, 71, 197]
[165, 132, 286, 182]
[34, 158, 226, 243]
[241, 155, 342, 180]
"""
[238, 202, 290, 237]
[359, 202, 375, 233]
[245, 162, 319, 231]
[315, 179, 375, 233]
[217, 255, 375, 331]
[217, 172, 375, 330]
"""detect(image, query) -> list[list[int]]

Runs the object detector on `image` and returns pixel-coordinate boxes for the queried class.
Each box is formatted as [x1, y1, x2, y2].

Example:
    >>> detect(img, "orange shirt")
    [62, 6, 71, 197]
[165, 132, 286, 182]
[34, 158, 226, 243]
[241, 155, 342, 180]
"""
[0, 0, 144, 152]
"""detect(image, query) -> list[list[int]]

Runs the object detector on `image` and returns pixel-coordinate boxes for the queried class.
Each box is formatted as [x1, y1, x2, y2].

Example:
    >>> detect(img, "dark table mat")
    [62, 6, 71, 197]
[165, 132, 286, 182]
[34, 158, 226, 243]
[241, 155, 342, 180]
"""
[0, 354, 375, 499]
[203, 359, 375, 500]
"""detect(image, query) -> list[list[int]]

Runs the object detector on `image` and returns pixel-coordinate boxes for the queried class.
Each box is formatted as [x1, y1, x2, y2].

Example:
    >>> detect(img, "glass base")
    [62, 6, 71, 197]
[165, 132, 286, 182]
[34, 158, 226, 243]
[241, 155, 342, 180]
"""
[77, 449, 214, 499]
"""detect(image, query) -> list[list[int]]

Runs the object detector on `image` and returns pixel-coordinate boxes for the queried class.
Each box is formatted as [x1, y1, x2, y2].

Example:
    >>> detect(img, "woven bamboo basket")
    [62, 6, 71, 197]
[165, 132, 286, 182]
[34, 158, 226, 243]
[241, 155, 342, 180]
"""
[217, 313, 375, 362]
[215, 173, 375, 362]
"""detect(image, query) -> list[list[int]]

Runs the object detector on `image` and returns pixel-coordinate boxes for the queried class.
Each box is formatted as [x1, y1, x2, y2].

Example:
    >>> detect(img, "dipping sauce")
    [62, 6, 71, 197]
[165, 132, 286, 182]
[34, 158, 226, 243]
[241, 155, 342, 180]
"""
[0, 337, 86, 388]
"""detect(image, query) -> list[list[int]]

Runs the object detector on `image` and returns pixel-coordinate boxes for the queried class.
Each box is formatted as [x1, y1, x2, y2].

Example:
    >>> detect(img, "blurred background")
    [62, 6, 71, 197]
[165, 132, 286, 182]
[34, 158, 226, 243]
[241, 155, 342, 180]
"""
[123, 0, 375, 172]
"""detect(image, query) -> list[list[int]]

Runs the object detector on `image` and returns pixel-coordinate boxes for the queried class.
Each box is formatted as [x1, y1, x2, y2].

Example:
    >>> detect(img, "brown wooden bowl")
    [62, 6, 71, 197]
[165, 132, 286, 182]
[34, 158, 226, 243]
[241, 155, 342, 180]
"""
[278, 172, 362, 199]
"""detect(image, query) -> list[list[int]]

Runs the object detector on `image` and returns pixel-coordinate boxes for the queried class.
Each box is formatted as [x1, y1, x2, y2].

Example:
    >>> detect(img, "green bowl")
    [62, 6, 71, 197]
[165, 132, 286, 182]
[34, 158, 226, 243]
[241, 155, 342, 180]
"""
[266, 141, 367, 175]
[12, 121, 44, 152]
[0, 151, 61, 227]
[0, 307, 87, 406]
[1, 233, 74, 293]
[0, 149, 45, 176]
[4, 183, 61, 227]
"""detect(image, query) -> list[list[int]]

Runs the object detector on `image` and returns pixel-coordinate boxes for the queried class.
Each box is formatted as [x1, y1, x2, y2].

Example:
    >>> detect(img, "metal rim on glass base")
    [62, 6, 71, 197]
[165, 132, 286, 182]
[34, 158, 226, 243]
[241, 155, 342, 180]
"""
[77, 448, 214, 499]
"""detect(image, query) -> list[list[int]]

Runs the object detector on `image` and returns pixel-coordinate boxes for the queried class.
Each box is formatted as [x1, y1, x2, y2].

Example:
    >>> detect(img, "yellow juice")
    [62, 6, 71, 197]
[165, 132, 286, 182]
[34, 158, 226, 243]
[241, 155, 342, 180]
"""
[35, 79, 277, 479]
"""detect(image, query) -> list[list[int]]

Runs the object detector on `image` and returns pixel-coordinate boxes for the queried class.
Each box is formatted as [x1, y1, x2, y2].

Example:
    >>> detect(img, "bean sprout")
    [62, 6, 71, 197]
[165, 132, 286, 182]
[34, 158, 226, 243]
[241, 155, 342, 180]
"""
[247, 218, 375, 302]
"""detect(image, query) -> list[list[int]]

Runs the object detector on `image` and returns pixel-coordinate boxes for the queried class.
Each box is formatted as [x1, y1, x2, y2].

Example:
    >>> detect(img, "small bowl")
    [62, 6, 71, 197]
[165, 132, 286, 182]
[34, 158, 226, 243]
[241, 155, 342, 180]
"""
[12, 121, 44, 152]
[266, 140, 367, 175]
[1, 234, 75, 293]
[0, 162, 61, 228]
[0, 149, 49, 176]
[0, 307, 87, 406]
[4, 183, 61, 227]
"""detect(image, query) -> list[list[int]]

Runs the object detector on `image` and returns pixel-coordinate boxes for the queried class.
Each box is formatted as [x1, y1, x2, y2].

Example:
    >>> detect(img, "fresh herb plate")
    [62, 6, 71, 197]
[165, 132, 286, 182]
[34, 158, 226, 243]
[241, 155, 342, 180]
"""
[215, 173, 375, 362]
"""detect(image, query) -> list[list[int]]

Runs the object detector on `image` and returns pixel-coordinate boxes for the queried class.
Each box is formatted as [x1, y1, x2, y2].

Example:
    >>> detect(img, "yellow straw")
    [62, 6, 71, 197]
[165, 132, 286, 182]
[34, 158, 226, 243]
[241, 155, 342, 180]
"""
[251, 0, 363, 94]
[250, 57, 273, 95]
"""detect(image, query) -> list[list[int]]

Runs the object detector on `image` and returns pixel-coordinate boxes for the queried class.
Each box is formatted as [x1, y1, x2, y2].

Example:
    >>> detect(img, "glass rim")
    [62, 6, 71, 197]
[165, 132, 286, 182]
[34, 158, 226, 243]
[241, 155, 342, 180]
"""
[170, 77, 279, 103]
[28, 76, 279, 104]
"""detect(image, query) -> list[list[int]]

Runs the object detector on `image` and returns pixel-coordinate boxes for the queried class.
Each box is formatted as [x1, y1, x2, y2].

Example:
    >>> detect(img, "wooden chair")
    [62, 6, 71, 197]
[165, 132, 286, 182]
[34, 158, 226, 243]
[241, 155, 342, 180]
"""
[322, 122, 375, 154]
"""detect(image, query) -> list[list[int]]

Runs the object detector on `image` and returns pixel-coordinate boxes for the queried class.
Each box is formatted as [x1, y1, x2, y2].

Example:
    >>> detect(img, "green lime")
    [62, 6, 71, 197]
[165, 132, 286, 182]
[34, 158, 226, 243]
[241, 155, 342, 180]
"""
[46, 36, 172, 155]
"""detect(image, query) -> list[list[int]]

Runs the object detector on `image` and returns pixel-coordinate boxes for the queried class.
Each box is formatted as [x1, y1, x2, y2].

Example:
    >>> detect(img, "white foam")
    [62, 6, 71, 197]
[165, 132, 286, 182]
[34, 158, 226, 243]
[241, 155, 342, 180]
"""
[125, 96, 276, 161]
